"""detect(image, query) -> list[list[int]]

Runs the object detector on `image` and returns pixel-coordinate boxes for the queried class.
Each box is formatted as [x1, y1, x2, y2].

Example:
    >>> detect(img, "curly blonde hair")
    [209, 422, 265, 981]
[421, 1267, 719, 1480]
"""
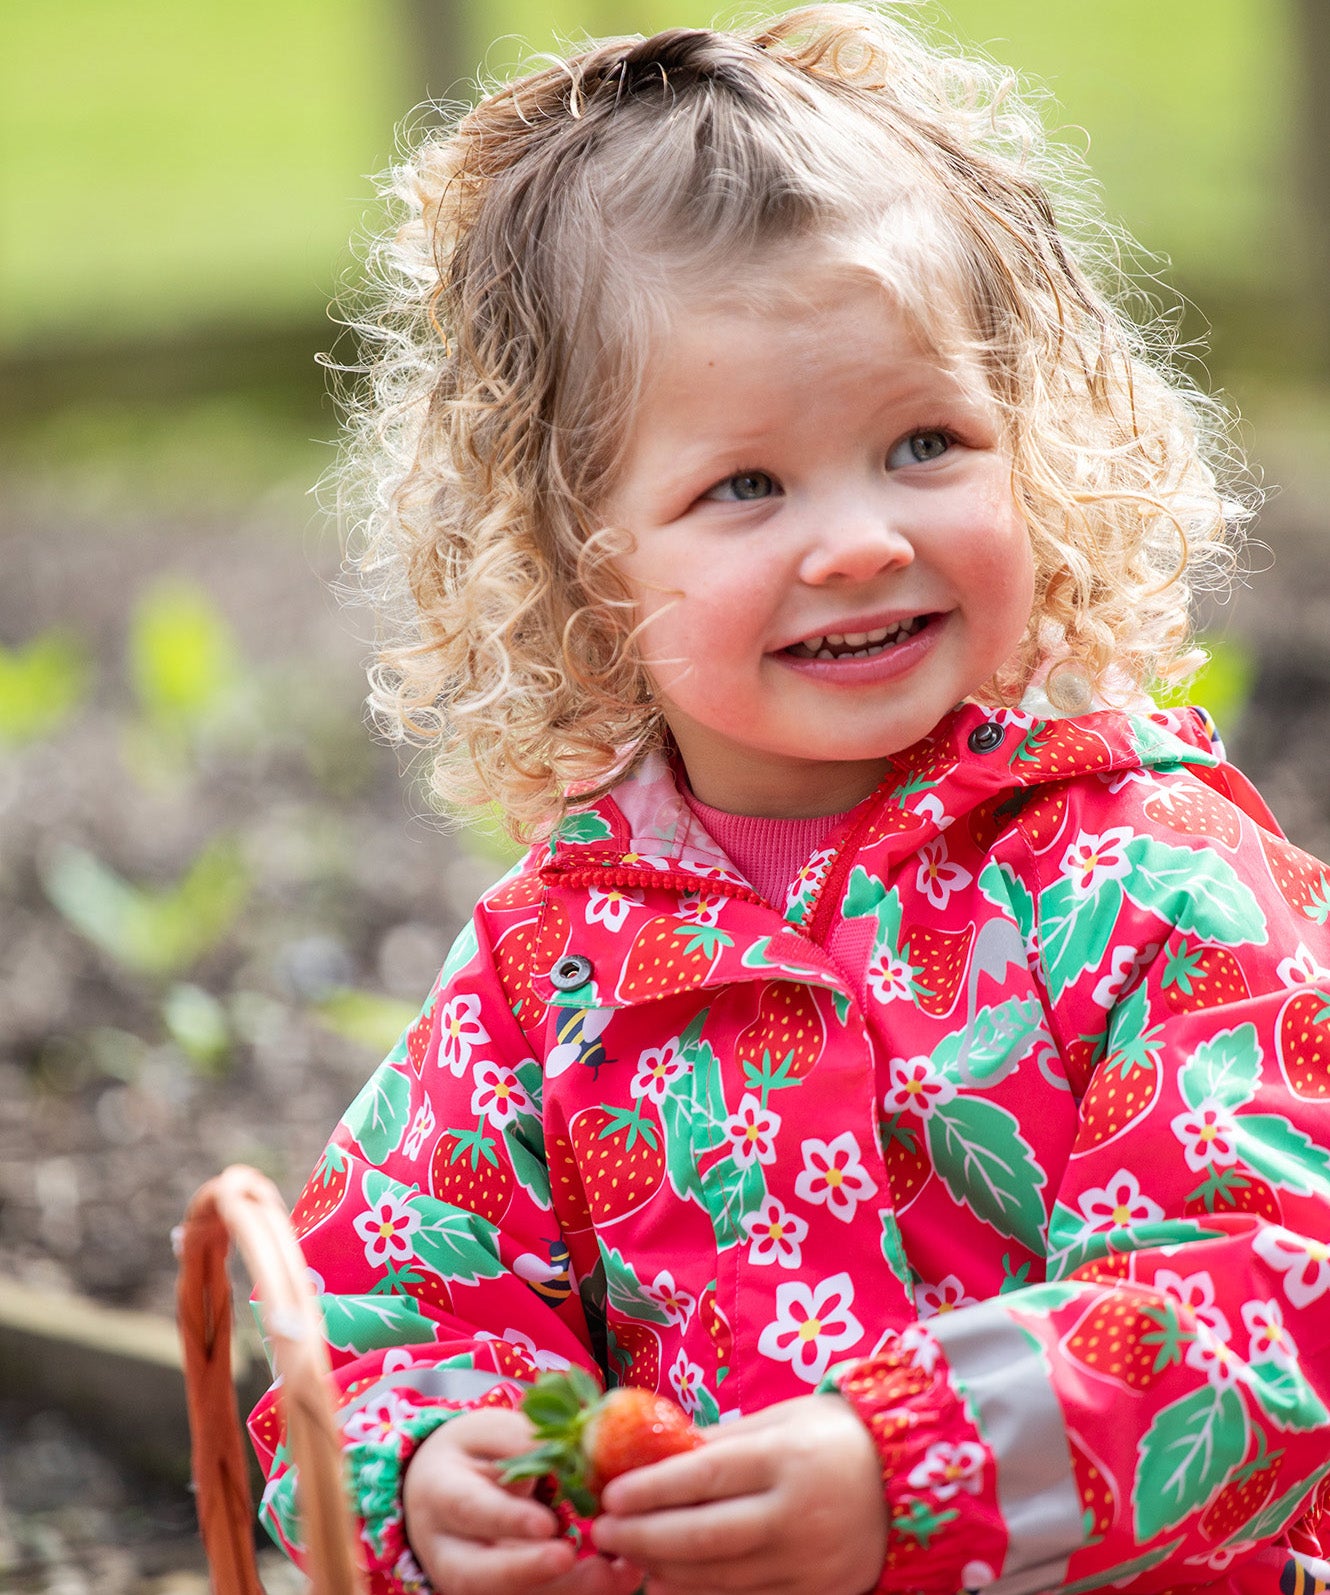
[341, 3, 1247, 839]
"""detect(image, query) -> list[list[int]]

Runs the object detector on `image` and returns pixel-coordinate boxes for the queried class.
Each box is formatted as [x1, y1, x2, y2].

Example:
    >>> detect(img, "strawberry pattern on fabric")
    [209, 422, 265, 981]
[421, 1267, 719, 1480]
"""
[251, 702, 1330, 1595]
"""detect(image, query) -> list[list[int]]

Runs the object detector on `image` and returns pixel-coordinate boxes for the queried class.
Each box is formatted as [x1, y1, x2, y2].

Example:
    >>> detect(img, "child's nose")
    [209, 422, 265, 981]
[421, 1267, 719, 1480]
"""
[798, 511, 914, 586]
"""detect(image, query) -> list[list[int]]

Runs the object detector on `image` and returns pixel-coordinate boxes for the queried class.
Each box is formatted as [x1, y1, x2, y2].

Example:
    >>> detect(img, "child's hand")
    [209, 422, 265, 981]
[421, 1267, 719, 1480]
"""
[404, 1408, 643, 1595]
[589, 1393, 886, 1595]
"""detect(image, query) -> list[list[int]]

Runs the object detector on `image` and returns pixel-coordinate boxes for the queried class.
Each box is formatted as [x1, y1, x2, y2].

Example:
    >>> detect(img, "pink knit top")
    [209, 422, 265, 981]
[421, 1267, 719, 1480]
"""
[681, 788, 849, 909]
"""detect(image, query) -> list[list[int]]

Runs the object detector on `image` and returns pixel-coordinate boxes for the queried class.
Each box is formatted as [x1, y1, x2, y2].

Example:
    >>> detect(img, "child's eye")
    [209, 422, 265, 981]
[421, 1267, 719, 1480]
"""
[704, 470, 779, 502]
[888, 429, 953, 467]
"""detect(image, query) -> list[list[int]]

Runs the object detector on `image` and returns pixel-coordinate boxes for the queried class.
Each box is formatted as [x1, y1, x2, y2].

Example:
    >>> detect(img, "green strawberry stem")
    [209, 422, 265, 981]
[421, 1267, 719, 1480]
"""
[497, 1368, 604, 1517]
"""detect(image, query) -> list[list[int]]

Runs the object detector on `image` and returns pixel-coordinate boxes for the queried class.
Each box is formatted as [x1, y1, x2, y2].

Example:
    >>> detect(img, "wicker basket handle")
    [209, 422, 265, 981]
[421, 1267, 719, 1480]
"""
[177, 1164, 369, 1595]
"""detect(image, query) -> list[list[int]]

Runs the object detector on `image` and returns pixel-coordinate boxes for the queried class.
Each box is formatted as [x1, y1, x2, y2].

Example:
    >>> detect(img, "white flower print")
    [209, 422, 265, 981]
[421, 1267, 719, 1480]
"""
[353, 1189, 420, 1267]
[1076, 1169, 1165, 1234]
[1169, 1099, 1240, 1173]
[784, 847, 836, 914]
[1185, 1321, 1249, 1390]
[1242, 1299, 1298, 1368]
[645, 1270, 697, 1326]
[724, 1093, 781, 1167]
[1091, 943, 1157, 1007]
[631, 1040, 687, 1104]
[391, 1549, 430, 1595]
[1155, 1270, 1231, 1342]
[743, 1196, 809, 1269]
[585, 885, 642, 933]
[1277, 942, 1330, 988]
[897, 1322, 942, 1374]
[757, 1273, 863, 1385]
[1061, 827, 1134, 894]
[342, 1389, 415, 1446]
[882, 1055, 956, 1118]
[668, 1349, 706, 1415]
[866, 951, 916, 1005]
[913, 793, 955, 830]
[436, 994, 490, 1077]
[915, 838, 972, 910]
[475, 1328, 571, 1373]
[915, 1275, 978, 1319]
[794, 1132, 878, 1221]
[403, 1099, 437, 1161]
[1254, 1227, 1330, 1308]
[678, 890, 725, 927]
[906, 1439, 986, 1501]
[470, 1060, 532, 1130]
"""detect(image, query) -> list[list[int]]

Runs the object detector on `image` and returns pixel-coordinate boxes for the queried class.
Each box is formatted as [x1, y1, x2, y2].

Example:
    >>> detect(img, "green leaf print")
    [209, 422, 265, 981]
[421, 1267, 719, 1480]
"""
[880, 1212, 913, 1294]
[260, 1455, 302, 1548]
[601, 1246, 672, 1325]
[409, 1203, 506, 1284]
[1247, 1360, 1330, 1432]
[925, 1094, 1047, 1250]
[701, 1152, 767, 1251]
[556, 811, 615, 845]
[1135, 1384, 1248, 1541]
[663, 1038, 726, 1206]
[841, 867, 904, 959]
[440, 920, 480, 984]
[1178, 1025, 1262, 1112]
[1046, 1211, 1220, 1279]
[1234, 1114, 1330, 1195]
[1037, 875, 1124, 1000]
[320, 1291, 438, 1354]
[506, 1130, 553, 1208]
[343, 1063, 412, 1165]
[690, 1383, 721, 1427]
[1121, 834, 1267, 946]
[977, 861, 1035, 948]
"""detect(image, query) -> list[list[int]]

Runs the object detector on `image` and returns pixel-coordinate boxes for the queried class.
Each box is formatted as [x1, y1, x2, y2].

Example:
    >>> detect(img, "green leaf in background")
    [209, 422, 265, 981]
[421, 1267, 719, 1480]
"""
[161, 981, 231, 1073]
[128, 579, 243, 733]
[314, 987, 421, 1054]
[0, 629, 91, 747]
[42, 835, 248, 978]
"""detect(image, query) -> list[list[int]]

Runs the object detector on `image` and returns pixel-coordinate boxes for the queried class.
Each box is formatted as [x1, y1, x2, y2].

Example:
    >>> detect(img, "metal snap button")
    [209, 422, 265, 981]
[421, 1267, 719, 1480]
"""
[967, 722, 1004, 754]
[549, 953, 594, 990]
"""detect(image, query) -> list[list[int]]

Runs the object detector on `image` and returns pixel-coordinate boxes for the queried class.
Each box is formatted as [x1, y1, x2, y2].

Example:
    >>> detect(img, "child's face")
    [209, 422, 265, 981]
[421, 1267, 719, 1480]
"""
[603, 258, 1035, 817]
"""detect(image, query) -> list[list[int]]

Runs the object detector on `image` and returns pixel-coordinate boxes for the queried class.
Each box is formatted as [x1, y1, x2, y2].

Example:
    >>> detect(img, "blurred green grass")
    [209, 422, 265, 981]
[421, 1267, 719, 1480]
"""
[1, 1, 1299, 349]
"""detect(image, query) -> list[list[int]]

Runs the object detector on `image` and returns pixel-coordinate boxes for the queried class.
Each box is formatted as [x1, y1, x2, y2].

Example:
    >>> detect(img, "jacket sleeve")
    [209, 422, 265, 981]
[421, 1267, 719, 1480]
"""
[837, 773, 1330, 1594]
[249, 886, 595, 1588]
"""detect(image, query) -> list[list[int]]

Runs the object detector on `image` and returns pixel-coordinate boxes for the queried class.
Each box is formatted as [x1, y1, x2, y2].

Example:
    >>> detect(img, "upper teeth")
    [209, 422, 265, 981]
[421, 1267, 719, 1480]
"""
[791, 619, 923, 658]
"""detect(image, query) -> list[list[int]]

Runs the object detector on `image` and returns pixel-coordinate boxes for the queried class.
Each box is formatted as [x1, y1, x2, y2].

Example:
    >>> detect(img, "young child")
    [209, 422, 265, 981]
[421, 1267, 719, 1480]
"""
[250, 7, 1330, 1593]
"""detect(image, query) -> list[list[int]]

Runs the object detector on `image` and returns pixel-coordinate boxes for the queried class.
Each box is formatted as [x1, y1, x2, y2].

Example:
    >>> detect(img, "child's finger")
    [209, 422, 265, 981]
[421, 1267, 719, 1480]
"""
[434, 1464, 562, 1543]
[418, 1532, 579, 1595]
[593, 1491, 770, 1565]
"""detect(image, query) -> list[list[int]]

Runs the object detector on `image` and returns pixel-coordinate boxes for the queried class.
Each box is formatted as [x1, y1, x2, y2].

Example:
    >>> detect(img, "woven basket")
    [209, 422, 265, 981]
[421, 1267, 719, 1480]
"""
[176, 1164, 368, 1594]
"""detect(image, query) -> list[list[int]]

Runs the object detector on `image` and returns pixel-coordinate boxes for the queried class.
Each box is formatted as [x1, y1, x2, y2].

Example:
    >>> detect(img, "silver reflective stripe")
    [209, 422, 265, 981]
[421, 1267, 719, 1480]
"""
[929, 1298, 1081, 1595]
[339, 1364, 521, 1425]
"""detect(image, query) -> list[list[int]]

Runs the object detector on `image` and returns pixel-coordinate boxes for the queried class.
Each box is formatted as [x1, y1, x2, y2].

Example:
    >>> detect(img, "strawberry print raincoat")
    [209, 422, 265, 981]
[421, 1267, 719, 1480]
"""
[252, 701, 1330, 1595]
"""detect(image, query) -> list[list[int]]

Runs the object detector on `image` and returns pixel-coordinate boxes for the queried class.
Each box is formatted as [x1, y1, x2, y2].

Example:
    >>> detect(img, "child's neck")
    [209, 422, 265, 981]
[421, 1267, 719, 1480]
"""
[680, 782, 850, 908]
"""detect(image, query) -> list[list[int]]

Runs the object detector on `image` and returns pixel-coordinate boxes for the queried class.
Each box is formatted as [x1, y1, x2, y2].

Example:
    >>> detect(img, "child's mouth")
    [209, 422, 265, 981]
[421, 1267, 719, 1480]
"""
[782, 615, 930, 660]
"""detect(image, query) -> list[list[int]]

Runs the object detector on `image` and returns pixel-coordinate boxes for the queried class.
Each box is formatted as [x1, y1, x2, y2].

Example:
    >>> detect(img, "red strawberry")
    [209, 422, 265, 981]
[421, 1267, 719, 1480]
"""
[1066, 1428, 1117, 1541]
[735, 982, 825, 1080]
[1078, 1039, 1161, 1147]
[1020, 788, 1071, 854]
[699, 1282, 732, 1382]
[380, 1265, 453, 1316]
[1199, 1437, 1283, 1543]
[1184, 1166, 1282, 1223]
[1160, 935, 1251, 1013]
[406, 1003, 435, 1076]
[430, 1126, 514, 1224]
[500, 1369, 702, 1513]
[494, 902, 571, 1025]
[1011, 721, 1114, 780]
[880, 1111, 931, 1209]
[569, 1100, 665, 1226]
[1261, 832, 1330, 924]
[1060, 1293, 1186, 1392]
[1277, 988, 1330, 1100]
[1144, 783, 1242, 848]
[903, 923, 973, 1017]
[249, 1393, 284, 1458]
[548, 1125, 594, 1235]
[291, 1142, 352, 1238]
[608, 1319, 662, 1389]
[615, 918, 733, 1003]
[1069, 1251, 1134, 1286]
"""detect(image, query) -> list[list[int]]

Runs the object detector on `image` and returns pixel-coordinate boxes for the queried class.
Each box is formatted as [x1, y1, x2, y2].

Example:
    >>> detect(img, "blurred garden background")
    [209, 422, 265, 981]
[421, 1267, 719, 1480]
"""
[5, 0, 1330, 1586]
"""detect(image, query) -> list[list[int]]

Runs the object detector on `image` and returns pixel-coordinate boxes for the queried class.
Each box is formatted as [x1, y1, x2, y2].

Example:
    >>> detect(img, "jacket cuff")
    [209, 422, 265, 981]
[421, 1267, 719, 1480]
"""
[823, 1326, 1007, 1594]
